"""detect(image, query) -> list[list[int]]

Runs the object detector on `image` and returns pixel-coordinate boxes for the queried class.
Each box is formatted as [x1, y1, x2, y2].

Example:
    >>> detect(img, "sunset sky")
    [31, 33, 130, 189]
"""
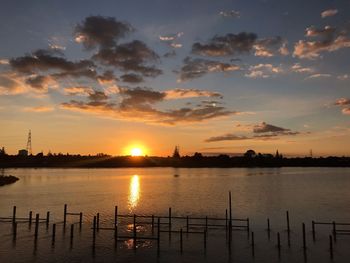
[0, 0, 350, 156]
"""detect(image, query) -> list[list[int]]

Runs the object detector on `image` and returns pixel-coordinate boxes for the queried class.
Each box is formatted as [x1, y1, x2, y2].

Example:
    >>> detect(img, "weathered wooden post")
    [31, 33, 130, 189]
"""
[312, 221, 315, 241]
[225, 209, 228, 231]
[35, 213, 39, 240]
[186, 216, 189, 233]
[70, 224, 74, 241]
[247, 218, 250, 233]
[251, 231, 255, 256]
[180, 228, 183, 253]
[92, 216, 96, 246]
[114, 206, 118, 227]
[277, 232, 281, 252]
[332, 221, 336, 242]
[63, 204, 67, 228]
[12, 206, 16, 225]
[46, 211, 50, 229]
[29, 211, 33, 227]
[157, 217, 160, 248]
[267, 218, 271, 239]
[133, 214, 137, 250]
[286, 211, 290, 231]
[229, 191, 232, 243]
[205, 216, 208, 232]
[96, 213, 100, 231]
[204, 229, 207, 252]
[329, 235, 333, 259]
[52, 223, 56, 244]
[13, 222, 17, 239]
[79, 212, 83, 229]
[302, 223, 307, 250]
[151, 215, 155, 234]
[168, 207, 172, 240]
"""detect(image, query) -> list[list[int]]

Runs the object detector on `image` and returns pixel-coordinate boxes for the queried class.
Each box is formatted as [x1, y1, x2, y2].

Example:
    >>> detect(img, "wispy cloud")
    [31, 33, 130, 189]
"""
[245, 64, 282, 78]
[334, 98, 350, 116]
[178, 57, 240, 81]
[23, 106, 55, 112]
[294, 25, 350, 59]
[321, 9, 338, 18]
[219, 10, 240, 19]
[305, 73, 332, 80]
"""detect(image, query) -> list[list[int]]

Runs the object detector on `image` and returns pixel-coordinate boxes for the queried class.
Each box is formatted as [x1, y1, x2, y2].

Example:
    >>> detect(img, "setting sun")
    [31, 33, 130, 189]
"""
[131, 148, 143, 156]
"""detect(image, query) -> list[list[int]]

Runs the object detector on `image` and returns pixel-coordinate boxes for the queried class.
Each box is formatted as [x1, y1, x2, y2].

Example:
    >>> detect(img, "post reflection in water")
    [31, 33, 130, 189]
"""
[128, 175, 140, 211]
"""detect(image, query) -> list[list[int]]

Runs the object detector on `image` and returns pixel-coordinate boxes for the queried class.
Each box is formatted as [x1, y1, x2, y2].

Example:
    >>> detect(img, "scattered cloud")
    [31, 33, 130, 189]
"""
[334, 98, 350, 106]
[219, 10, 240, 19]
[0, 59, 9, 65]
[0, 73, 27, 95]
[63, 86, 93, 96]
[192, 33, 287, 58]
[294, 25, 350, 59]
[253, 37, 289, 57]
[337, 74, 349, 80]
[159, 32, 183, 49]
[245, 64, 282, 78]
[178, 57, 240, 81]
[321, 9, 338, 18]
[253, 122, 290, 133]
[163, 50, 176, 58]
[334, 98, 350, 116]
[291, 63, 314, 73]
[23, 106, 55, 112]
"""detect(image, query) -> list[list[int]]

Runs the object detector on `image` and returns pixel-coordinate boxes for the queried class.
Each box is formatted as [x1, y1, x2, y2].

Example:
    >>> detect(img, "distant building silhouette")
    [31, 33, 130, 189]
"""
[26, 130, 32, 155]
[244, 149, 256, 158]
[172, 146, 180, 158]
[18, 149, 28, 156]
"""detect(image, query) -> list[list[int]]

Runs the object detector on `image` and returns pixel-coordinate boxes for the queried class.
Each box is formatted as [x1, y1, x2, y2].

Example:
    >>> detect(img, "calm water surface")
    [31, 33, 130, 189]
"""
[1, 167, 350, 226]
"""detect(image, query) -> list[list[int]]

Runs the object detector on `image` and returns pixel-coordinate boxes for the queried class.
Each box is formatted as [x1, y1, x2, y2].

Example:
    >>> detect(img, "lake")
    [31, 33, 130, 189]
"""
[1, 167, 350, 262]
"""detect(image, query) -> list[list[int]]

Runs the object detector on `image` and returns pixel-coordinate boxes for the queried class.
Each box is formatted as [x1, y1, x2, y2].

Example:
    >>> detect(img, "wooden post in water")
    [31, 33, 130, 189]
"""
[13, 222, 17, 239]
[247, 218, 250, 232]
[332, 221, 336, 242]
[251, 231, 255, 256]
[312, 221, 315, 241]
[46, 211, 50, 229]
[35, 213, 39, 240]
[205, 216, 208, 232]
[204, 229, 207, 252]
[186, 216, 189, 233]
[302, 223, 307, 250]
[180, 228, 183, 253]
[133, 214, 137, 250]
[12, 206, 16, 225]
[277, 232, 281, 251]
[79, 212, 83, 229]
[267, 218, 271, 239]
[52, 223, 56, 244]
[151, 215, 154, 234]
[92, 216, 96, 246]
[229, 191, 232, 243]
[286, 211, 290, 233]
[225, 209, 228, 231]
[96, 213, 100, 231]
[114, 206, 118, 227]
[63, 204, 67, 228]
[29, 211, 32, 227]
[329, 235, 333, 259]
[70, 224, 74, 241]
[168, 207, 172, 240]
[157, 217, 160, 249]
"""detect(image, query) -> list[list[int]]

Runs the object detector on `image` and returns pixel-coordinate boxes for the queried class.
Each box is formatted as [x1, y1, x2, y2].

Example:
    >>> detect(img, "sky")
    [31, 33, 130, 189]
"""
[0, 0, 349, 157]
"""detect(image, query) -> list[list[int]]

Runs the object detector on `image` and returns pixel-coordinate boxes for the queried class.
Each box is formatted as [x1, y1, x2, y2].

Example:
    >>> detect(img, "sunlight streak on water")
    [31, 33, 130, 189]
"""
[128, 175, 140, 211]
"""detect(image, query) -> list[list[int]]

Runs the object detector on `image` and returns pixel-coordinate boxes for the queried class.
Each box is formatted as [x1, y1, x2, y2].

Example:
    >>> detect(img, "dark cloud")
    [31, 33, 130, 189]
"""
[61, 86, 237, 124]
[74, 16, 133, 49]
[25, 75, 52, 90]
[10, 49, 95, 74]
[205, 134, 248, 142]
[179, 57, 240, 81]
[253, 122, 290, 133]
[97, 70, 117, 83]
[120, 73, 144, 83]
[0, 74, 22, 94]
[205, 122, 300, 142]
[94, 40, 162, 77]
[163, 50, 177, 58]
[192, 32, 257, 56]
[294, 25, 350, 59]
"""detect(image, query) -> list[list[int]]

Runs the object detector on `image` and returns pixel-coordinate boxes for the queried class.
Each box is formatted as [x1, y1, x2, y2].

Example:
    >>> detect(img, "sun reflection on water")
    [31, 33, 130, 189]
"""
[128, 175, 140, 211]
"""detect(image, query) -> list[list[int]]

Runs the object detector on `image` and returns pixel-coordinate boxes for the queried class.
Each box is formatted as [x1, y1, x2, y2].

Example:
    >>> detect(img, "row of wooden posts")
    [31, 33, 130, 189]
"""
[1, 194, 349, 259]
